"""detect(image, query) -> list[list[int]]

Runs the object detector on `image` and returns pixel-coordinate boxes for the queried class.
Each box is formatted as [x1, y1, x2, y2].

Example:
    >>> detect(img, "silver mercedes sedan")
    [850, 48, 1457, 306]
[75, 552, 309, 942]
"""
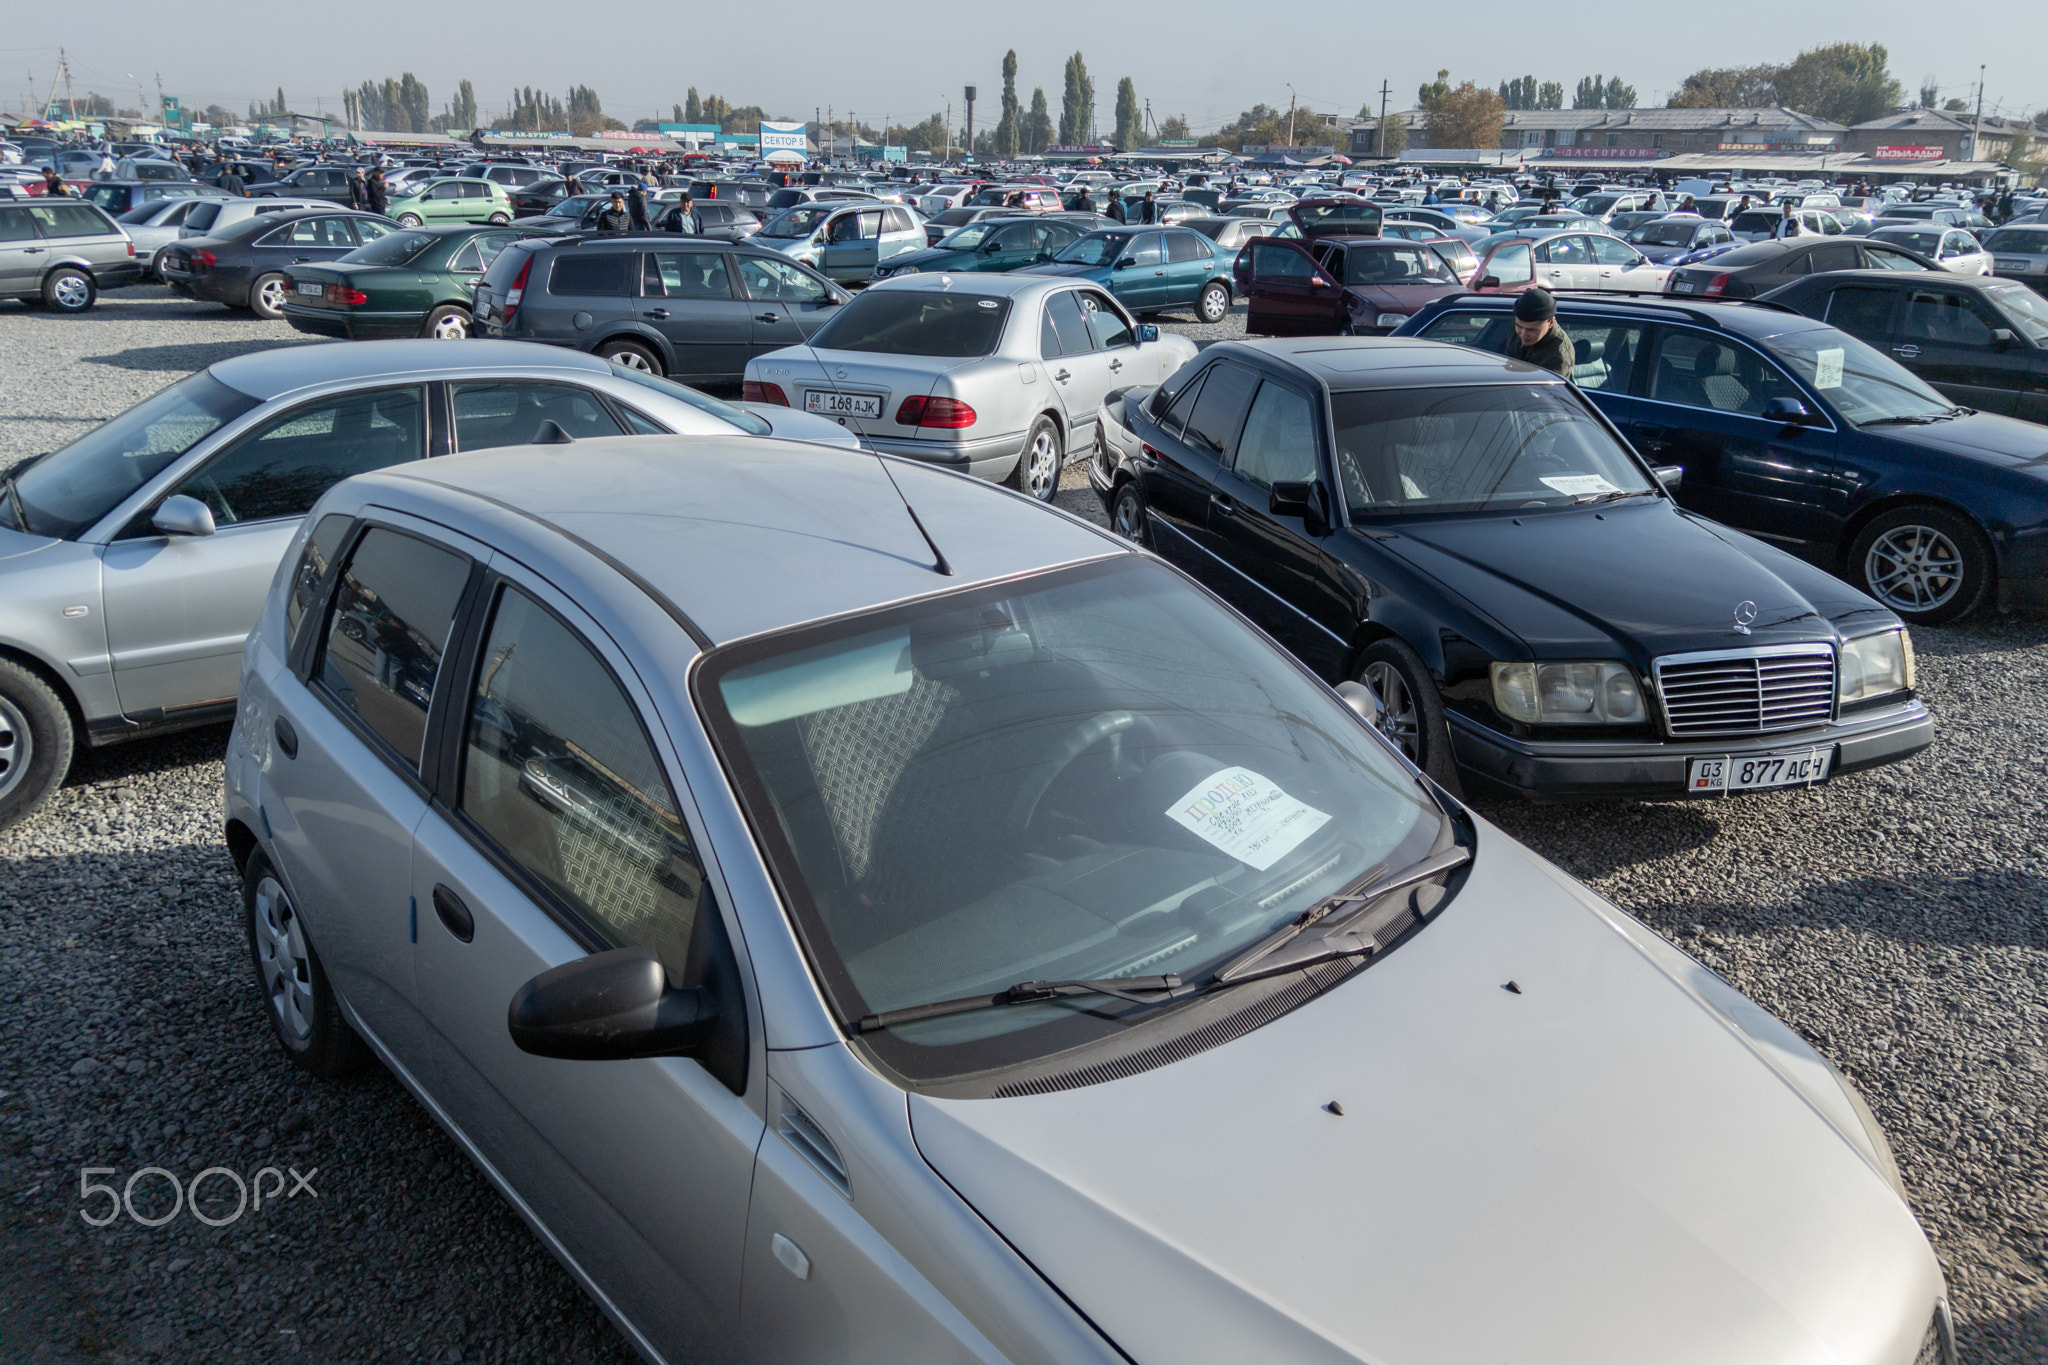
[225, 432, 1951, 1365]
[0, 340, 856, 829]
[741, 273, 1197, 501]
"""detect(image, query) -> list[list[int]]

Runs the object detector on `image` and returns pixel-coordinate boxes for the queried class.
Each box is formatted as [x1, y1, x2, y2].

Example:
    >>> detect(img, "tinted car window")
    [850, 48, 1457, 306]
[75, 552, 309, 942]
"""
[184, 202, 223, 231]
[1416, 309, 1511, 352]
[0, 209, 37, 243]
[1646, 331, 1801, 417]
[1232, 381, 1320, 489]
[1249, 242, 1315, 281]
[1182, 361, 1260, 458]
[173, 387, 426, 528]
[549, 252, 633, 296]
[1042, 289, 1093, 357]
[1899, 289, 1994, 347]
[461, 585, 703, 974]
[1077, 290, 1131, 349]
[646, 251, 733, 299]
[1863, 245, 1932, 272]
[1164, 231, 1209, 264]
[318, 528, 471, 771]
[736, 255, 828, 303]
[1822, 287, 1895, 342]
[287, 513, 356, 644]
[450, 381, 626, 451]
[1556, 320, 1642, 392]
[30, 203, 114, 238]
[1123, 233, 1164, 267]
[809, 290, 1010, 358]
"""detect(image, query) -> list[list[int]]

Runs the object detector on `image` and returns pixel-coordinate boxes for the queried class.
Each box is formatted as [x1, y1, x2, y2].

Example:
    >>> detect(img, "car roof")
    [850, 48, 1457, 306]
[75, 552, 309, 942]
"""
[354, 437, 1121, 645]
[1199, 337, 1569, 389]
[1414, 292, 1832, 341]
[870, 272, 1078, 298]
[208, 338, 609, 401]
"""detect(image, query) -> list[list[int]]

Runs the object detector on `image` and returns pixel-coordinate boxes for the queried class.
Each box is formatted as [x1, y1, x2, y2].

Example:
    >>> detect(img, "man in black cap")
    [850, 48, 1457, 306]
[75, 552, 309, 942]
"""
[1505, 288, 1574, 378]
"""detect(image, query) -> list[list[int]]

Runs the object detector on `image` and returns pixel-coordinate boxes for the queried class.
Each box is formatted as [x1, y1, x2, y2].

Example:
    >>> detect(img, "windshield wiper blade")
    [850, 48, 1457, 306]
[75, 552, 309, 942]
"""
[1575, 488, 1658, 505]
[1860, 414, 1943, 427]
[1216, 845, 1471, 985]
[0, 473, 24, 534]
[855, 974, 1185, 1034]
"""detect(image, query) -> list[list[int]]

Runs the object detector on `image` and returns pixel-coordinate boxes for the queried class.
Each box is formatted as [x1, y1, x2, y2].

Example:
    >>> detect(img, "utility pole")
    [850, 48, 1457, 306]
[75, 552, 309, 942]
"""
[944, 99, 952, 162]
[1377, 80, 1391, 159]
[62, 49, 76, 122]
[1286, 84, 1297, 147]
[1974, 64, 1985, 160]
[40, 60, 63, 123]
[964, 86, 976, 159]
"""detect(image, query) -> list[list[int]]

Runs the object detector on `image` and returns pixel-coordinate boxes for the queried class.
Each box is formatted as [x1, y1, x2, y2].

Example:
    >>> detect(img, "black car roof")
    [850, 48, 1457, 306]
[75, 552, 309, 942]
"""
[1409, 292, 1828, 341]
[1201, 337, 1572, 390]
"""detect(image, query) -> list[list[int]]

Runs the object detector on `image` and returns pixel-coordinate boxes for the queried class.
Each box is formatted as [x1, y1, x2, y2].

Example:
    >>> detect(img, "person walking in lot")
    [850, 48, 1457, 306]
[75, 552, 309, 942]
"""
[365, 168, 388, 217]
[347, 169, 368, 210]
[1775, 202, 1801, 239]
[41, 167, 70, 197]
[1502, 288, 1574, 378]
[1140, 190, 1156, 224]
[1072, 185, 1093, 214]
[96, 150, 116, 179]
[667, 191, 701, 235]
[596, 192, 633, 233]
[1105, 195, 1127, 224]
[216, 161, 245, 197]
[627, 183, 650, 231]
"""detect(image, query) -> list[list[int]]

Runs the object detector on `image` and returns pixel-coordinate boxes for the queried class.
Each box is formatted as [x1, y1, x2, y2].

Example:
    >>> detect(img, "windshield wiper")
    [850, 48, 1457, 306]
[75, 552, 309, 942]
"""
[855, 974, 1186, 1034]
[0, 472, 25, 534]
[1215, 845, 1472, 985]
[1575, 488, 1658, 505]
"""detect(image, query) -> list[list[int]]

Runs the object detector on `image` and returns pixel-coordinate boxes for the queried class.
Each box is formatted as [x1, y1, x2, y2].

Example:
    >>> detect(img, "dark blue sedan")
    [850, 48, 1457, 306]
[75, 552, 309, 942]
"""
[1397, 294, 2048, 624]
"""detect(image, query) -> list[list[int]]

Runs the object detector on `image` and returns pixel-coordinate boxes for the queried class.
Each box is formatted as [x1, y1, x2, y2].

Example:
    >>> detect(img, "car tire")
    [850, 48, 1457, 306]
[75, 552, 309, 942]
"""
[396, 213, 423, 227]
[148, 246, 175, 281]
[248, 272, 288, 320]
[0, 659, 73, 832]
[1196, 280, 1231, 324]
[421, 304, 472, 340]
[1111, 479, 1149, 546]
[244, 850, 370, 1079]
[1009, 415, 1063, 502]
[596, 339, 663, 375]
[487, 211, 510, 225]
[1849, 504, 1992, 625]
[1356, 639, 1462, 794]
[41, 267, 96, 314]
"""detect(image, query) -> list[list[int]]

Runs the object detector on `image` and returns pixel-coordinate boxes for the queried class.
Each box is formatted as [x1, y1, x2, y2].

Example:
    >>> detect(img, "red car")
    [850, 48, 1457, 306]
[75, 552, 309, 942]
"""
[1236, 202, 1462, 337]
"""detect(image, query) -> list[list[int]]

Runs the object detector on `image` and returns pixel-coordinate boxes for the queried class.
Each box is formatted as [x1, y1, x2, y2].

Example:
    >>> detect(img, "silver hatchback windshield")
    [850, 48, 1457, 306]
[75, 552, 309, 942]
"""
[698, 557, 1442, 1079]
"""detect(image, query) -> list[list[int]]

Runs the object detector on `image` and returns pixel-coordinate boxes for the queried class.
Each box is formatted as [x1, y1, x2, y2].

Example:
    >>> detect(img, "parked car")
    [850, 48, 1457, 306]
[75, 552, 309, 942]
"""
[1981, 224, 2048, 293]
[75, 179, 217, 217]
[0, 198, 142, 312]
[870, 216, 1091, 282]
[1237, 237, 1462, 337]
[754, 201, 926, 281]
[1572, 189, 1669, 221]
[963, 184, 1064, 213]
[109, 194, 234, 278]
[220, 427, 1948, 1365]
[651, 200, 762, 241]
[1758, 270, 2048, 424]
[1468, 229, 1673, 295]
[253, 166, 359, 204]
[159, 209, 399, 319]
[0, 340, 855, 828]
[1091, 336, 1929, 801]
[1726, 208, 1847, 243]
[386, 177, 517, 228]
[110, 157, 194, 185]
[506, 177, 573, 218]
[1865, 225, 1993, 276]
[1625, 216, 1738, 263]
[456, 161, 551, 189]
[281, 224, 565, 340]
[762, 185, 877, 211]
[1664, 237, 1937, 301]
[521, 193, 614, 233]
[1398, 293, 2048, 622]
[474, 234, 850, 387]
[742, 273, 1195, 499]
[1871, 204, 1988, 231]
[1019, 226, 1236, 324]
[1181, 215, 1278, 253]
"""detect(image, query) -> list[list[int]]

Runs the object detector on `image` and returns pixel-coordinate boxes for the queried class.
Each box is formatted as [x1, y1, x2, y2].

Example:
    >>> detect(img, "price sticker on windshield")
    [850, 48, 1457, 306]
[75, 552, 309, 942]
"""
[1813, 347, 1845, 390]
[1539, 474, 1619, 496]
[1166, 767, 1330, 871]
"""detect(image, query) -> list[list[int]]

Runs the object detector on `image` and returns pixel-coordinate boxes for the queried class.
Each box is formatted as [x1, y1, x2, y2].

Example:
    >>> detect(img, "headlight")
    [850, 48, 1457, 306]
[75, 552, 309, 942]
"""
[1491, 660, 1644, 725]
[1839, 629, 1914, 704]
[1375, 312, 1408, 329]
[893, 264, 919, 275]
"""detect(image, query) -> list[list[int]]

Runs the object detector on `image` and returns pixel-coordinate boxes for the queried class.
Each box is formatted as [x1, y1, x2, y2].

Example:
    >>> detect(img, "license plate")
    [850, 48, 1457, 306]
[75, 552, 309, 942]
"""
[1996, 259, 2031, 272]
[1672, 280, 1695, 294]
[295, 282, 323, 297]
[1688, 747, 1831, 794]
[805, 390, 882, 419]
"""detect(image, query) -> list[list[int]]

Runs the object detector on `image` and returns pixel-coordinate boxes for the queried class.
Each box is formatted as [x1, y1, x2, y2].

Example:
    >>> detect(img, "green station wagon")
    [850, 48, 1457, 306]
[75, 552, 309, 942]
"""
[282, 225, 558, 340]
[386, 177, 517, 228]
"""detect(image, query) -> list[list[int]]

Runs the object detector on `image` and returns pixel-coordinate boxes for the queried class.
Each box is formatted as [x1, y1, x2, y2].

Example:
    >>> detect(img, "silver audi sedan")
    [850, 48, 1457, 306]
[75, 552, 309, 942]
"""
[0, 340, 855, 829]
[741, 273, 1197, 501]
[225, 433, 1950, 1365]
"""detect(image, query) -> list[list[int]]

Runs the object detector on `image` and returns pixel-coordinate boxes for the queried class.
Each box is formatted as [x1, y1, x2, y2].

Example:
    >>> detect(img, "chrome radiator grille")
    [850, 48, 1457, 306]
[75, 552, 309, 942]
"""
[1653, 646, 1836, 737]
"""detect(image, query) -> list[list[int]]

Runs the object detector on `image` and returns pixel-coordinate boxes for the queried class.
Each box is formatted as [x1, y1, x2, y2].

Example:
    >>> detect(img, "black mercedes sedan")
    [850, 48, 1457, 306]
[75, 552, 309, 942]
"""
[159, 208, 399, 319]
[1091, 338, 1931, 801]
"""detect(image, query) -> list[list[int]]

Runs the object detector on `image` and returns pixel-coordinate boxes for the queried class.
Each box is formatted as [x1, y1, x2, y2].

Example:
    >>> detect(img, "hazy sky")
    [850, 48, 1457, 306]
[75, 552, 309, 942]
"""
[6, 2, 2040, 134]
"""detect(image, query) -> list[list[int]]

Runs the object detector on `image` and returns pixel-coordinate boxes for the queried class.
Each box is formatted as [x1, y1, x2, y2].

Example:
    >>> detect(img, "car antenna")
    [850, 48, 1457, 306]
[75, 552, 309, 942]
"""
[529, 420, 574, 445]
[801, 333, 952, 576]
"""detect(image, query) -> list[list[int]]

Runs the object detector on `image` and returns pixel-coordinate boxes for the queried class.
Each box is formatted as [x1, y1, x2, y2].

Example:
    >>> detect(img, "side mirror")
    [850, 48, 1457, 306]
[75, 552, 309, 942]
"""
[152, 494, 216, 538]
[1652, 464, 1683, 490]
[1269, 480, 1332, 537]
[1138, 323, 1160, 343]
[507, 945, 714, 1061]
[1113, 256, 1135, 270]
[1990, 327, 2015, 351]
[1336, 680, 1384, 729]
[1760, 396, 1816, 425]
[1477, 274, 1501, 291]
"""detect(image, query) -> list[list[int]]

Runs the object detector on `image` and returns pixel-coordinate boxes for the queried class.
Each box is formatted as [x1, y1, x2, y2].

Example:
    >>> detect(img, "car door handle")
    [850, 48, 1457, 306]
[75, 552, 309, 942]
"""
[1210, 492, 1237, 514]
[23, 246, 44, 254]
[642, 308, 670, 319]
[1108, 358, 1123, 372]
[433, 885, 475, 943]
[1893, 344, 1920, 358]
[1633, 424, 1666, 444]
[272, 716, 298, 759]
[1054, 368, 1071, 382]
[756, 312, 783, 323]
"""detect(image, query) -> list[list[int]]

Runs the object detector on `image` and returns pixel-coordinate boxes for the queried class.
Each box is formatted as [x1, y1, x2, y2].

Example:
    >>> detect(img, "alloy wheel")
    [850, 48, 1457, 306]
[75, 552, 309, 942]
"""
[1112, 487, 1145, 542]
[256, 277, 286, 314]
[252, 875, 314, 1044]
[1199, 283, 1229, 323]
[610, 348, 654, 372]
[51, 274, 90, 310]
[1864, 524, 1963, 614]
[0, 694, 30, 803]
[1026, 429, 1060, 498]
[430, 311, 470, 339]
[1363, 661, 1419, 759]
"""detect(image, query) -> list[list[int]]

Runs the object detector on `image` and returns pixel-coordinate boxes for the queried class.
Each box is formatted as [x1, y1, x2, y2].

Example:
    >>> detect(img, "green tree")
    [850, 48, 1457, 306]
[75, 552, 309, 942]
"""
[685, 88, 702, 122]
[1113, 76, 1141, 149]
[1538, 81, 1563, 108]
[1669, 65, 1781, 108]
[452, 79, 477, 129]
[1060, 52, 1094, 145]
[1418, 69, 1451, 113]
[1776, 42, 1901, 125]
[1918, 77, 1939, 108]
[1604, 76, 1636, 108]
[1500, 76, 1541, 110]
[355, 80, 387, 130]
[1427, 82, 1506, 149]
[398, 74, 430, 134]
[1943, 97, 1969, 112]
[1159, 113, 1190, 141]
[1025, 87, 1052, 152]
[995, 50, 1022, 156]
[1573, 75, 1604, 109]
[1377, 112, 1409, 157]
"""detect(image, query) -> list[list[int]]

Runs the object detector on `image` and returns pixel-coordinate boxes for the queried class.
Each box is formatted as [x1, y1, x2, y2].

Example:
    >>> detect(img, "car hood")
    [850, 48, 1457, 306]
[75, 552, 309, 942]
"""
[879, 246, 978, 272]
[0, 521, 60, 564]
[1859, 409, 2048, 474]
[1345, 281, 1463, 310]
[1631, 241, 1694, 263]
[1366, 501, 1853, 658]
[910, 832, 1940, 1365]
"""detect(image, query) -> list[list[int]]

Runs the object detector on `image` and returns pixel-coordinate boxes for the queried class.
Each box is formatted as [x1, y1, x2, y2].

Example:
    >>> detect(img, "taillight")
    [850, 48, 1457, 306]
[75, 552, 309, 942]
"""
[125, 241, 136, 257]
[324, 284, 368, 306]
[500, 253, 533, 323]
[894, 395, 977, 429]
[1702, 273, 1731, 299]
[743, 380, 788, 405]
[191, 250, 216, 268]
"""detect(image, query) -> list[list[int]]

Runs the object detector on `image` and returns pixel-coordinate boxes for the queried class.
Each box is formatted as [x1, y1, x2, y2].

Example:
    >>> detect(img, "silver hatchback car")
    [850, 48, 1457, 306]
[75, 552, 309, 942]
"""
[225, 434, 1949, 1365]
[0, 340, 855, 828]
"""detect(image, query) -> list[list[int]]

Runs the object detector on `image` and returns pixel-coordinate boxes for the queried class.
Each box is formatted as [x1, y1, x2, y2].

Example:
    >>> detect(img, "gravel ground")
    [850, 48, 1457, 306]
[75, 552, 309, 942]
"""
[1, 287, 2042, 1364]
